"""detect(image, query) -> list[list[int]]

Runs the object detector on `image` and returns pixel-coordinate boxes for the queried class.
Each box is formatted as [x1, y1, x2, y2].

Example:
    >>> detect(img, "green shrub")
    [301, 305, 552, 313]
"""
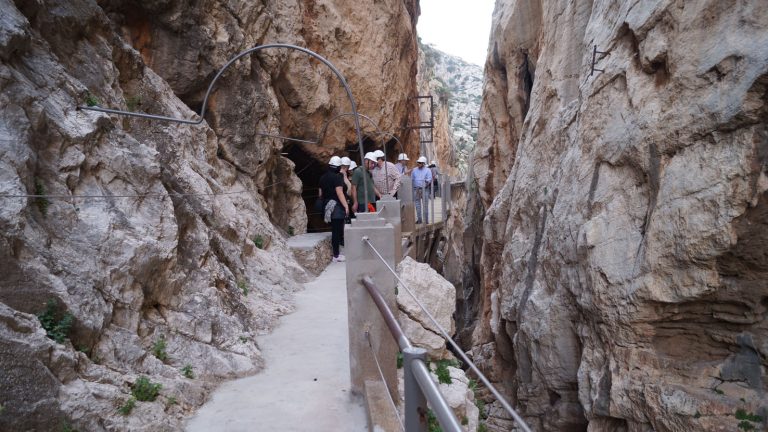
[427, 409, 442, 432]
[477, 423, 488, 432]
[152, 337, 168, 361]
[253, 235, 265, 249]
[237, 280, 249, 296]
[125, 95, 142, 111]
[287, 226, 295, 236]
[432, 359, 460, 385]
[396, 352, 403, 369]
[37, 299, 73, 344]
[132, 376, 161, 402]
[85, 94, 99, 107]
[181, 364, 194, 379]
[61, 422, 78, 432]
[33, 177, 49, 217]
[476, 399, 487, 420]
[735, 409, 763, 430]
[118, 397, 136, 415]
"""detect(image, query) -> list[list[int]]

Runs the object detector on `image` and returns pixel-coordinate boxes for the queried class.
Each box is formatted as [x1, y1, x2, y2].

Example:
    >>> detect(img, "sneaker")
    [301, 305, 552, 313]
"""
[416, 220, 423, 224]
[333, 255, 346, 262]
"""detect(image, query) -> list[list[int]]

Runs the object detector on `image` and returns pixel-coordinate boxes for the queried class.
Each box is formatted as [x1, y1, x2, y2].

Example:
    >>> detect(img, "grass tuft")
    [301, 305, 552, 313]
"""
[132, 376, 161, 402]
[37, 299, 73, 344]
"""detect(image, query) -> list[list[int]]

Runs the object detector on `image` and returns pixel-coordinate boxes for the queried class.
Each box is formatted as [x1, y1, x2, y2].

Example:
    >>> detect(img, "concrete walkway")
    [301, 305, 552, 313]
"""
[186, 261, 368, 432]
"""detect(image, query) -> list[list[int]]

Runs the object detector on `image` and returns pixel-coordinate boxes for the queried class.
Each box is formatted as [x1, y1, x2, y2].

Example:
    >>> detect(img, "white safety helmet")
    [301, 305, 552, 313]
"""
[328, 156, 342, 167]
[417, 156, 427, 164]
[364, 152, 377, 162]
[340, 156, 351, 166]
[430, 160, 437, 166]
[373, 150, 385, 159]
[398, 153, 409, 161]
[349, 161, 358, 171]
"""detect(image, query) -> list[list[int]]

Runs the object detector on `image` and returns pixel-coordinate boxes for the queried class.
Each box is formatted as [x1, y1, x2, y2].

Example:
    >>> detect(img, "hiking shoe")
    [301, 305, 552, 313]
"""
[333, 255, 346, 262]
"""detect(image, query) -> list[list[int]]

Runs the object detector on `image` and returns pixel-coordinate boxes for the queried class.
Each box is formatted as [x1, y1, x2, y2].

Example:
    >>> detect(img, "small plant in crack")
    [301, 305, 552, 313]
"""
[132, 376, 162, 402]
[125, 95, 142, 111]
[152, 336, 168, 361]
[33, 177, 50, 217]
[117, 397, 136, 415]
[253, 235, 265, 249]
[432, 359, 460, 385]
[181, 364, 194, 379]
[166, 395, 178, 407]
[237, 280, 249, 296]
[37, 299, 73, 344]
[84, 93, 99, 107]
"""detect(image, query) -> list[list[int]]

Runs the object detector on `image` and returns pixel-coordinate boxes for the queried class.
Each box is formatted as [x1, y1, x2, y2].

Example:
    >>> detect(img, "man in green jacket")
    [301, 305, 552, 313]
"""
[351, 152, 380, 213]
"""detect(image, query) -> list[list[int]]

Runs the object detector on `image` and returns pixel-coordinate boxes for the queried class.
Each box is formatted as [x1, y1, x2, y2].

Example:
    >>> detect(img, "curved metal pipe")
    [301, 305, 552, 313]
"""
[77, 43, 370, 205]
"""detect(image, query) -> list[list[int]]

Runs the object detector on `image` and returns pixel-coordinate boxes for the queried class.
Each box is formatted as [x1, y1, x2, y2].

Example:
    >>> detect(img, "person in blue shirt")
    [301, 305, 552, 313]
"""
[411, 156, 432, 224]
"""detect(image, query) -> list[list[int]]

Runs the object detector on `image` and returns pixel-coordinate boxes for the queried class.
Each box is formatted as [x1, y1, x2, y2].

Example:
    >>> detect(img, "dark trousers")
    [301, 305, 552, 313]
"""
[331, 218, 345, 257]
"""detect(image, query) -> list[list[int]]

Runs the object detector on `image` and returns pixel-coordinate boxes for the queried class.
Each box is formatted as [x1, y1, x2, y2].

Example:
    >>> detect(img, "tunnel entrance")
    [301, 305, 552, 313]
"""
[284, 137, 380, 233]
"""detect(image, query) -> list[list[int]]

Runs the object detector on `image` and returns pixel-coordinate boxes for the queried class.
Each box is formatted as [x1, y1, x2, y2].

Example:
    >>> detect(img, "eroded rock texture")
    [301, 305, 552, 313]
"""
[451, 1, 768, 431]
[0, 0, 419, 429]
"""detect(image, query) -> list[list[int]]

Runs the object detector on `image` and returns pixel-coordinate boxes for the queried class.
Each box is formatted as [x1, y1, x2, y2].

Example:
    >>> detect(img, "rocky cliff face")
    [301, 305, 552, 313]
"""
[451, 1, 768, 431]
[0, 0, 419, 430]
[417, 42, 483, 177]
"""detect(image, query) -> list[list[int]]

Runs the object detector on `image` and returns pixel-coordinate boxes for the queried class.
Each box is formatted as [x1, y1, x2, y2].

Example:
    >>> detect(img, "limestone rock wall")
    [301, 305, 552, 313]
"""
[0, 0, 419, 430]
[454, 1, 768, 431]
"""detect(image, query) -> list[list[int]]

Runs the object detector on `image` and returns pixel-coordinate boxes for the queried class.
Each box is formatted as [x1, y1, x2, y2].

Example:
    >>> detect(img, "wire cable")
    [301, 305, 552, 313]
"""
[0, 163, 314, 201]
[363, 238, 533, 432]
[365, 331, 405, 432]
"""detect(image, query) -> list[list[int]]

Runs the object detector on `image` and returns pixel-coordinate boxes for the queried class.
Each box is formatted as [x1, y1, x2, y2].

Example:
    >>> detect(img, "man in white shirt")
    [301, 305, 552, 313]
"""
[411, 156, 433, 224]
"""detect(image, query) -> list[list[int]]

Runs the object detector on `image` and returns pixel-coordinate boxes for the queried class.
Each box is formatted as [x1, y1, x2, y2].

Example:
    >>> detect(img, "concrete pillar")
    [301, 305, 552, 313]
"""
[400, 176, 415, 233]
[376, 195, 402, 264]
[344, 213, 399, 401]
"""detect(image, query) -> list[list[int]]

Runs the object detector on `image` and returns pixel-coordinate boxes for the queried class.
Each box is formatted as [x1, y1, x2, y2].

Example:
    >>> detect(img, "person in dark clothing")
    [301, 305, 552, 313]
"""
[319, 156, 349, 262]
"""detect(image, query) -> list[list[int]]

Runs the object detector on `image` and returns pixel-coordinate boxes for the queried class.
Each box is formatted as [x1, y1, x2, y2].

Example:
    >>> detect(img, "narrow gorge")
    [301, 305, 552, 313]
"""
[1, 0, 766, 431]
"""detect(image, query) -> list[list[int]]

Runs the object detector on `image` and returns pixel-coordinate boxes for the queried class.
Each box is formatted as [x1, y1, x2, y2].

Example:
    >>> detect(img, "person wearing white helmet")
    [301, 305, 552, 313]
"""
[411, 156, 433, 224]
[395, 153, 410, 175]
[429, 160, 441, 198]
[371, 149, 401, 197]
[350, 152, 379, 214]
[319, 155, 349, 262]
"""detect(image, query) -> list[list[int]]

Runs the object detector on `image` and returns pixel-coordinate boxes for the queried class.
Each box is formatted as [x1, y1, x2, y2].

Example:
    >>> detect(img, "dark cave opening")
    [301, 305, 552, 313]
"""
[283, 136, 380, 233]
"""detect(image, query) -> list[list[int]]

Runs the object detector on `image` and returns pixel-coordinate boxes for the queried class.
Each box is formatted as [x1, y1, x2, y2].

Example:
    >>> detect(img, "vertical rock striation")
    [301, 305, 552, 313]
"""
[451, 0, 768, 431]
[0, 0, 420, 430]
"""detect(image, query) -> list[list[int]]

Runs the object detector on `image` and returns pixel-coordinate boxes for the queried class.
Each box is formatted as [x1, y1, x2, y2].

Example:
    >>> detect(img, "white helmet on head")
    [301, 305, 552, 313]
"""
[417, 156, 427, 164]
[373, 150, 385, 159]
[340, 156, 351, 166]
[364, 152, 377, 162]
[328, 156, 342, 167]
[349, 161, 358, 170]
[430, 160, 437, 166]
[398, 153, 409, 161]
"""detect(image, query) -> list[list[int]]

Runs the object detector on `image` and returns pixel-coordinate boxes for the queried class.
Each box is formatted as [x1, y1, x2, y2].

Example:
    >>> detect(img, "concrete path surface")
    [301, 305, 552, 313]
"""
[186, 261, 368, 432]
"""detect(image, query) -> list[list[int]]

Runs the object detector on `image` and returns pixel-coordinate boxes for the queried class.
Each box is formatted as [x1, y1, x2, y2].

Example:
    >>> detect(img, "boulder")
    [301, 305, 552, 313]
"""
[396, 256, 456, 359]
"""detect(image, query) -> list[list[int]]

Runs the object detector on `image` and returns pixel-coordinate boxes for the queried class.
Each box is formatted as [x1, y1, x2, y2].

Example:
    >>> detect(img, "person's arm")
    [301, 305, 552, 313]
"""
[335, 186, 349, 215]
[391, 165, 402, 192]
[351, 184, 358, 212]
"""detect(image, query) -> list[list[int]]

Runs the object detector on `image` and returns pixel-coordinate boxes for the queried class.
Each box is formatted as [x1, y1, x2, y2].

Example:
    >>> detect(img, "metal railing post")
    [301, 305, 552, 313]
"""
[403, 347, 428, 432]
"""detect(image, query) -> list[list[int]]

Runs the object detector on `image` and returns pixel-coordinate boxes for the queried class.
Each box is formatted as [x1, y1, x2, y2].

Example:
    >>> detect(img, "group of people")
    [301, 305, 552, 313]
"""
[318, 151, 440, 262]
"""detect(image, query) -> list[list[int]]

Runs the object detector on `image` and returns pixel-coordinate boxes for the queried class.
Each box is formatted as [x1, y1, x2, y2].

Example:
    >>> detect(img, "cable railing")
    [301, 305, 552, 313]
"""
[362, 238, 534, 432]
[361, 276, 462, 432]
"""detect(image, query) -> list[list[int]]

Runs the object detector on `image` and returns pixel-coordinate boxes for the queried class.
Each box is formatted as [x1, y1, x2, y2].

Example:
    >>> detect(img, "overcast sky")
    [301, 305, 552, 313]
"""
[416, 0, 496, 67]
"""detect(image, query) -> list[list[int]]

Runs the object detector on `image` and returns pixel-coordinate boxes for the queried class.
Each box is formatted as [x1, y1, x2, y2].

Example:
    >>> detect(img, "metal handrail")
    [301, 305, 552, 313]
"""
[363, 238, 534, 432]
[361, 276, 462, 432]
[76, 43, 371, 205]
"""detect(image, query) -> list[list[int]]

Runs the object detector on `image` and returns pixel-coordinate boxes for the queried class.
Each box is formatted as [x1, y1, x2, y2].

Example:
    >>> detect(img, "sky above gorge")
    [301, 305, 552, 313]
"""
[417, 0, 496, 67]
